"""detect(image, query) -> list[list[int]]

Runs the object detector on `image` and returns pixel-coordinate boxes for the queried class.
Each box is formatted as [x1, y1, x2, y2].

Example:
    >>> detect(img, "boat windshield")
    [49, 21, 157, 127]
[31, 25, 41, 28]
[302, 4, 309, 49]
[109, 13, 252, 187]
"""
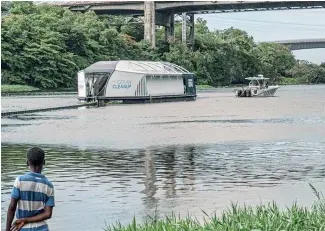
[247, 76, 270, 87]
[249, 80, 261, 87]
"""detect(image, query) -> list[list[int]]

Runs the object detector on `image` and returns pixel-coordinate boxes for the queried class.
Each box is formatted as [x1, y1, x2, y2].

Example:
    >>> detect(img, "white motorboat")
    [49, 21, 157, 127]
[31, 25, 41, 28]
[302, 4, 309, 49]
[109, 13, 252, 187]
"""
[234, 74, 279, 97]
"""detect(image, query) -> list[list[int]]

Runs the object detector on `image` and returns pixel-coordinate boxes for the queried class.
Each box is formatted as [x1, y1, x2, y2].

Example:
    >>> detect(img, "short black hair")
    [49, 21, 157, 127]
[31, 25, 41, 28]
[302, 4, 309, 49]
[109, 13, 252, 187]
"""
[27, 147, 45, 166]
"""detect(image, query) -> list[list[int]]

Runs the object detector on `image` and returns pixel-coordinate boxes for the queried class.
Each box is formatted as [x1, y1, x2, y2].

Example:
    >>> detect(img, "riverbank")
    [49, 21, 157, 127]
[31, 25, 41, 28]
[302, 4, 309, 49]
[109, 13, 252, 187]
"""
[1, 85, 77, 96]
[1, 84, 40, 93]
[106, 194, 325, 231]
[1, 84, 219, 95]
[2, 82, 321, 96]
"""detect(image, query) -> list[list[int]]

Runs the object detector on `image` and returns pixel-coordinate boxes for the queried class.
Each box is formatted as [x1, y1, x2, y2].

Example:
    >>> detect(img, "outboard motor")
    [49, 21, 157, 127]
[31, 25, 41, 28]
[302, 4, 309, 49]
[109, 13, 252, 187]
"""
[247, 89, 252, 97]
[236, 89, 242, 97]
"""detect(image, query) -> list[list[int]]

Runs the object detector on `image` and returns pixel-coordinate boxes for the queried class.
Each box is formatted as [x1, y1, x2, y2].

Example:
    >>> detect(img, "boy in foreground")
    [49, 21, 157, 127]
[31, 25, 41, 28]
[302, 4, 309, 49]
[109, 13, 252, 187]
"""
[6, 147, 55, 231]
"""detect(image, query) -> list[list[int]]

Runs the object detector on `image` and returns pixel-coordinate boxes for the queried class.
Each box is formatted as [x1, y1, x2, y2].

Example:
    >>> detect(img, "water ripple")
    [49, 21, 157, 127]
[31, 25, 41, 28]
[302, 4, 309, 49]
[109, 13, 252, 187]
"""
[148, 117, 325, 125]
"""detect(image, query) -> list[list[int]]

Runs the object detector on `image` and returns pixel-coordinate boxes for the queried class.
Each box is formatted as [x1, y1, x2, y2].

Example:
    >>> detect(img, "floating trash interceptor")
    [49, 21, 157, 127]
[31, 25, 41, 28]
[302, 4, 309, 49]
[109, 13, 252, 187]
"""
[77, 60, 197, 103]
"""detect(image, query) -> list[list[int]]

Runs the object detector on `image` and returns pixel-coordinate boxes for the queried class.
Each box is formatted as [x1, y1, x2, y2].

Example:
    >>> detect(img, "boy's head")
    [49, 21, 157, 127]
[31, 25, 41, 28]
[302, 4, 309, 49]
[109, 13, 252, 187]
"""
[27, 147, 45, 169]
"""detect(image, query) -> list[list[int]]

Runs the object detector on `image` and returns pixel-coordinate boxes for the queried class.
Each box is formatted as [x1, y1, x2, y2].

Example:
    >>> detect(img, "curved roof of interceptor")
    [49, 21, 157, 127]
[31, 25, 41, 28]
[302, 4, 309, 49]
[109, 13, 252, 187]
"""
[82, 60, 192, 74]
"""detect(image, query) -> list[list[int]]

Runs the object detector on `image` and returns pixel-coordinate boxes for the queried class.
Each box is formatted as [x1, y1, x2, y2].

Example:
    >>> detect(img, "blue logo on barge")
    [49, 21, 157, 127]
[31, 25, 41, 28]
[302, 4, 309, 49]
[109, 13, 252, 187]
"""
[112, 80, 131, 89]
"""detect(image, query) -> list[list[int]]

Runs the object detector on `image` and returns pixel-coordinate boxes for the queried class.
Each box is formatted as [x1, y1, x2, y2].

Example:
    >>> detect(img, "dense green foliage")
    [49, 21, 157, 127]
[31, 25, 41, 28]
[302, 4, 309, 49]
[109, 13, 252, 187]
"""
[287, 60, 325, 84]
[2, 2, 325, 89]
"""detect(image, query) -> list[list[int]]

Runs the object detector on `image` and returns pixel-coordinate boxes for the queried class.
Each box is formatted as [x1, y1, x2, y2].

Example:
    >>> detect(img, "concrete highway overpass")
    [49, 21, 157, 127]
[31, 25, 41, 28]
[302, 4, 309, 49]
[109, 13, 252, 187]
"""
[44, 1, 325, 47]
[271, 39, 325, 50]
[45, 1, 325, 15]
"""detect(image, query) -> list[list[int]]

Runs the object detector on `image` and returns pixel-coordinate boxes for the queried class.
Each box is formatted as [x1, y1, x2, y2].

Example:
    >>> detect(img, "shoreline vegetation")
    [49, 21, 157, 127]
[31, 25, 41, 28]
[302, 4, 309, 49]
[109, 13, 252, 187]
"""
[1, 81, 318, 95]
[1, 85, 76, 94]
[1, 84, 40, 93]
[1, 2, 325, 91]
[2, 82, 323, 95]
[106, 184, 325, 231]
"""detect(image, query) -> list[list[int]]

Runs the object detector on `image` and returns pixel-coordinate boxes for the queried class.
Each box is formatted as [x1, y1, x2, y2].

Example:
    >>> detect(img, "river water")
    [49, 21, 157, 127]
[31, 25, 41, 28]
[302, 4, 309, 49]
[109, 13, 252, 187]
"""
[1, 85, 325, 231]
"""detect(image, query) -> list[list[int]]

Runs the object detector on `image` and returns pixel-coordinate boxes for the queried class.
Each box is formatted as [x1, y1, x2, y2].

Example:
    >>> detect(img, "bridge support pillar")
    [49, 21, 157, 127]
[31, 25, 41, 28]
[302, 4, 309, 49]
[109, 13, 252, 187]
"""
[188, 13, 195, 48]
[182, 13, 187, 43]
[156, 11, 175, 42]
[144, 1, 156, 47]
[164, 13, 175, 42]
[181, 13, 195, 48]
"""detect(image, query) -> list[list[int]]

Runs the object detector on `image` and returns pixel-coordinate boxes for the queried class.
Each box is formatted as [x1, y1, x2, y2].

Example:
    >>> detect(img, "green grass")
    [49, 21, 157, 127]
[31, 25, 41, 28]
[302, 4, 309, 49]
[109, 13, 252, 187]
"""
[279, 77, 300, 85]
[196, 85, 217, 90]
[197, 84, 215, 88]
[1, 84, 40, 93]
[106, 184, 325, 231]
[41, 87, 77, 92]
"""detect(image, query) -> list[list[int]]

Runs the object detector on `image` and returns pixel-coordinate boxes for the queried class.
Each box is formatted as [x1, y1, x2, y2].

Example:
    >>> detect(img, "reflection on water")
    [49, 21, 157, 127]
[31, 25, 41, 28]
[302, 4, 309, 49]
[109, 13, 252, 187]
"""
[1, 142, 325, 231]
[149, 117, 325, 125]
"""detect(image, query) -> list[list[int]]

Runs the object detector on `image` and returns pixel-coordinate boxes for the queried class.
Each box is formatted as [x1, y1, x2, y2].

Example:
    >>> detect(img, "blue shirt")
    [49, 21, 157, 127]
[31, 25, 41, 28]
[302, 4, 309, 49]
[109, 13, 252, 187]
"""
[11, 172, 55, 231]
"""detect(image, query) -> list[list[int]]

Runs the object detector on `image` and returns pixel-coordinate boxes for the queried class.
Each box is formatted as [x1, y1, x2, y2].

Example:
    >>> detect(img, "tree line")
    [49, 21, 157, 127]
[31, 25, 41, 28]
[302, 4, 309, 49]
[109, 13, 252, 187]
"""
[2, 2, 325, 89]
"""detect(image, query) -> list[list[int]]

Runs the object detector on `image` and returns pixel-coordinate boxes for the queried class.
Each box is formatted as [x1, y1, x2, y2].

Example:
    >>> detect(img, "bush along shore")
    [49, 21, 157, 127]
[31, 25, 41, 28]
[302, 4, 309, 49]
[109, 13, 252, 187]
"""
[1, 2, 325, 91]
[106, 185, 325, 231]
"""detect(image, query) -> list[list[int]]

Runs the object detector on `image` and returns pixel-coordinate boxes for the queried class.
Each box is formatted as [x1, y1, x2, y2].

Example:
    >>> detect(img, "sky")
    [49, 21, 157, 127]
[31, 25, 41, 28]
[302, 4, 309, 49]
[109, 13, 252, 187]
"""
[196, 9, 325, 64]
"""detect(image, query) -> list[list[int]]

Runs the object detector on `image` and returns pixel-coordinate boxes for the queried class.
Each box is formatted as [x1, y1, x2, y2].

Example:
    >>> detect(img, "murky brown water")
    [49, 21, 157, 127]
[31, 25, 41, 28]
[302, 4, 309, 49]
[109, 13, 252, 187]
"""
[1, 85, 325, 231]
